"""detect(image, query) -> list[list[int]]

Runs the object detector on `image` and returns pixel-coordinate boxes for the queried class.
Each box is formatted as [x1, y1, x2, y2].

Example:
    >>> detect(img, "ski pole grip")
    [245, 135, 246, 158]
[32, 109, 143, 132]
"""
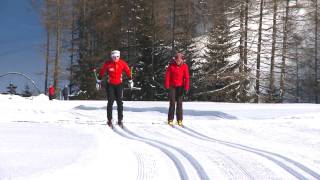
[93, 68, 99, 80]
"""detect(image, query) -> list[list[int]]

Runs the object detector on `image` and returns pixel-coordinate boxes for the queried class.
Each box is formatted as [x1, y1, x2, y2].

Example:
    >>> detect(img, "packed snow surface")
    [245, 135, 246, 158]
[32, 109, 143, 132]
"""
[0, 94, 320, 180]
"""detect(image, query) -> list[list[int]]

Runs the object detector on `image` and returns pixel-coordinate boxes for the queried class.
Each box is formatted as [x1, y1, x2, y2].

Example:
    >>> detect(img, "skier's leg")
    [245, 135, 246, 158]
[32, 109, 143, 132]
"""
[115, 84, 124, 122]
[176, 87, 184, 124]
[107, 84, 115, 121]
[168, 88, 176, 121]
[176, 87, 183, 120]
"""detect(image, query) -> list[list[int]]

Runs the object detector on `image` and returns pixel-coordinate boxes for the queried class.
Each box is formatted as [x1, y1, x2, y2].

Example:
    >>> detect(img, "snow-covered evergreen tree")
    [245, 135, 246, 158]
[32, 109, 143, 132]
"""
[22, 84, 33, 97]
[198, 14, 240, 102]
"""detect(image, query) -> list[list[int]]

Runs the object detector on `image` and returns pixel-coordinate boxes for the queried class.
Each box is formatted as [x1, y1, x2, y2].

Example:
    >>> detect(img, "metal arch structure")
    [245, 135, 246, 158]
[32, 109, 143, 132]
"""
[0, 72, 41, 94]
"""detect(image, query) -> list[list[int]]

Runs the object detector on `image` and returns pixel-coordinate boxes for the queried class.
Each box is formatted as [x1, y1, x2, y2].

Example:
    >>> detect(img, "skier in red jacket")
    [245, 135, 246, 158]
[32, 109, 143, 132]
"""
[48, 84, 55, 100]
[165, 52, 190, 126]
[98, 50, 133, 128]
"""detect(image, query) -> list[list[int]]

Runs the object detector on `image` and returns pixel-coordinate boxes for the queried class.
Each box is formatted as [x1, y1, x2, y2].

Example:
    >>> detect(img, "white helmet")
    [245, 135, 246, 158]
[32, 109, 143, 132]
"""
[111, 50, 120, 58]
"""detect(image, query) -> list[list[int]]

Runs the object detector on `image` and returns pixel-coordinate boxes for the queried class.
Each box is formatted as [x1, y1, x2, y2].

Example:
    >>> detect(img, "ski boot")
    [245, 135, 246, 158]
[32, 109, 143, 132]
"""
[117, 120, 124, 128]
[107, 120, 113, 129]
[168, 120, 174, 127]
[177, 120, 183, 127]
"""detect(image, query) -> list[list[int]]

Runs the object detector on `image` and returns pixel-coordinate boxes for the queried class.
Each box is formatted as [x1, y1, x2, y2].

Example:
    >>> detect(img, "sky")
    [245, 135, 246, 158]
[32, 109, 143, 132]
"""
[1, 95, 320, 179]
[0, 0, 45, 94]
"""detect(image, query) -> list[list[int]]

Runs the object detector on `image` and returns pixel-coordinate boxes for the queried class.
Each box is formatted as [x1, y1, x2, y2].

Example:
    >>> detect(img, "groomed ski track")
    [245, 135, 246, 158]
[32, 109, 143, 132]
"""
[1, 98, 320, 180]
[71, 101, 320, 180]
[113, 123, 319, 180]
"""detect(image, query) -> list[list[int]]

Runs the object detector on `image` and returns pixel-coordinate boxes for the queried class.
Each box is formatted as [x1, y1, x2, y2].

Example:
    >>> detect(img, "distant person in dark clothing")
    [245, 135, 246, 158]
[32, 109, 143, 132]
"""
[62, 85, 69, 100]
[48, 85, 55, 100]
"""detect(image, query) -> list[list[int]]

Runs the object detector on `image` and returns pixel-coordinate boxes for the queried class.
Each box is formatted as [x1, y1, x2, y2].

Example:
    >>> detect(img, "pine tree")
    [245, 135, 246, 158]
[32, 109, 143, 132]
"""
[125, 0, 169, 100]
[72, 0, 123, 99]
[131, 0, 157, 100]
[7, 83, 17, 95]
[177, 0, 198, 100]
[198, 15, 239, 101]
[22, 84, 33, 97]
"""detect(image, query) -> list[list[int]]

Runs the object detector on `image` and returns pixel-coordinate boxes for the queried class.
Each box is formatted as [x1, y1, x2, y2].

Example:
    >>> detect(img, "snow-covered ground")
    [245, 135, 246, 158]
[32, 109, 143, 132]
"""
[1, 94, 320, 180]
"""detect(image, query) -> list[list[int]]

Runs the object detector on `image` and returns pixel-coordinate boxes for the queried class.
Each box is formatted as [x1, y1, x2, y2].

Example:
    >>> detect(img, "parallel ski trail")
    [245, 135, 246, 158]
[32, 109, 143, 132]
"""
[151, 125, 255, 180]
[178, 126, 320, 180]
[122, 127, 210, 180]
[112, 126, 189, 180]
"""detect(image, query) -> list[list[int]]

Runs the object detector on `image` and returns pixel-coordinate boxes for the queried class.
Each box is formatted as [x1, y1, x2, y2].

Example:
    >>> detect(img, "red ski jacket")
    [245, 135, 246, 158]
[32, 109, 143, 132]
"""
[99, 59, 132, 85]
[48, 86, 55, 96]
[165, 61, 190, 91]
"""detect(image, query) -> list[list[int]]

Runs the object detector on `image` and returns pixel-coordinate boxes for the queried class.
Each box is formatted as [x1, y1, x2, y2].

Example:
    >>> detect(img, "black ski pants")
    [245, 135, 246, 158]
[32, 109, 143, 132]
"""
[107, 83, 124, 121]
[168, 86, 184, 121]
[49, 94, 54, 100]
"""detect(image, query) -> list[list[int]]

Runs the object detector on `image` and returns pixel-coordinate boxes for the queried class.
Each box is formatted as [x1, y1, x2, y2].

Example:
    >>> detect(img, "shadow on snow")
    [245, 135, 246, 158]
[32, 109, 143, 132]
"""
[74, 105, 238, 120]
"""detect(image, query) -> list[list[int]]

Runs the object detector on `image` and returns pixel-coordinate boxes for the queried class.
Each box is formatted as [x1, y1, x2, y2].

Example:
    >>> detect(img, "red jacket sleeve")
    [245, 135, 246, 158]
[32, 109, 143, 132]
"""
[165, 65, 171, 89]
[184, 64, 190, 91]
[49, 87, 55, 95]
[99, 62, 108, 79]
[122, 60, 132, 79]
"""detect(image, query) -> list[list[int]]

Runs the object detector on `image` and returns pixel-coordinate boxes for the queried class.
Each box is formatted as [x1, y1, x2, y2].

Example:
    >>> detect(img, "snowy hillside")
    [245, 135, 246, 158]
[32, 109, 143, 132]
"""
[1, 94, 320, 179]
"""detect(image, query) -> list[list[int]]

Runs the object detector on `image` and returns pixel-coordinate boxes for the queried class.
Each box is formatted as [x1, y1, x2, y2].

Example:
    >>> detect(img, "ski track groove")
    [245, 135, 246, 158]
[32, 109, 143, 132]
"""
[179, 126, 320, 180]
[123, 127, 210, 180]
[134, 151, 156, 180]
[135, 152, 144, 180]
[112, 127, 144, 180]
[70, 111, 98, 119]
[112, 126, 189, 180]
[152, 125, 255, 180]
[209, 149, 254, 180]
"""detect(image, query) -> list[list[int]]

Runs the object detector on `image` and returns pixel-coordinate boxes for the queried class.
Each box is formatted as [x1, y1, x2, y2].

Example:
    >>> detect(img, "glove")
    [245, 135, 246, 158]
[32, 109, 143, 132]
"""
[128, 80, 134, 89]
[96, 79, 102, 90]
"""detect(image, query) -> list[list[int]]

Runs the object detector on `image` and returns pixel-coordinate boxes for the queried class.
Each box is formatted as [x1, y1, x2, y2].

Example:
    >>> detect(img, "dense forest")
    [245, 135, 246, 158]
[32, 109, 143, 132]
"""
[33, 0, 320, 103]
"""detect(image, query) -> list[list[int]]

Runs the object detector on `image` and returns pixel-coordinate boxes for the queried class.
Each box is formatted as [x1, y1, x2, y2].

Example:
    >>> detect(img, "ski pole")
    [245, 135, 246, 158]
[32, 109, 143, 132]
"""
[93, 68, 99, 81]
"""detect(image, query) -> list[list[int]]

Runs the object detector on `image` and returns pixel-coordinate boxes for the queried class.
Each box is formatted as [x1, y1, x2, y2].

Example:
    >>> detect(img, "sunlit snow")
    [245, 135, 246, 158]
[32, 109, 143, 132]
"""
[0, 94, 320, 179]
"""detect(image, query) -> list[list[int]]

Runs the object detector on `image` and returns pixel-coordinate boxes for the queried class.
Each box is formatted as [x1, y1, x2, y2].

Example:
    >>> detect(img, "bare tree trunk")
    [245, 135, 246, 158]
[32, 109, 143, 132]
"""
[43, 0, 51, 95]
[127, 0, 131, 63]
[280, 0, 290, 102]
[295, 40, 299, 103]
[151, 0, 155, 78]
[315, 0, 319, 103]
[239, 1, 244, 74]
[269, 0, 278, 102]
[45, 27, 50, 94]
[244, 0, 248, 72]
[172, 0, 176, 56]
[69, 7, 75, 95]
[53, 0, 61, 90]
[239, 0, 245, 102]
[242, 0, 249, 102]
[255, 0, 264, 103]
